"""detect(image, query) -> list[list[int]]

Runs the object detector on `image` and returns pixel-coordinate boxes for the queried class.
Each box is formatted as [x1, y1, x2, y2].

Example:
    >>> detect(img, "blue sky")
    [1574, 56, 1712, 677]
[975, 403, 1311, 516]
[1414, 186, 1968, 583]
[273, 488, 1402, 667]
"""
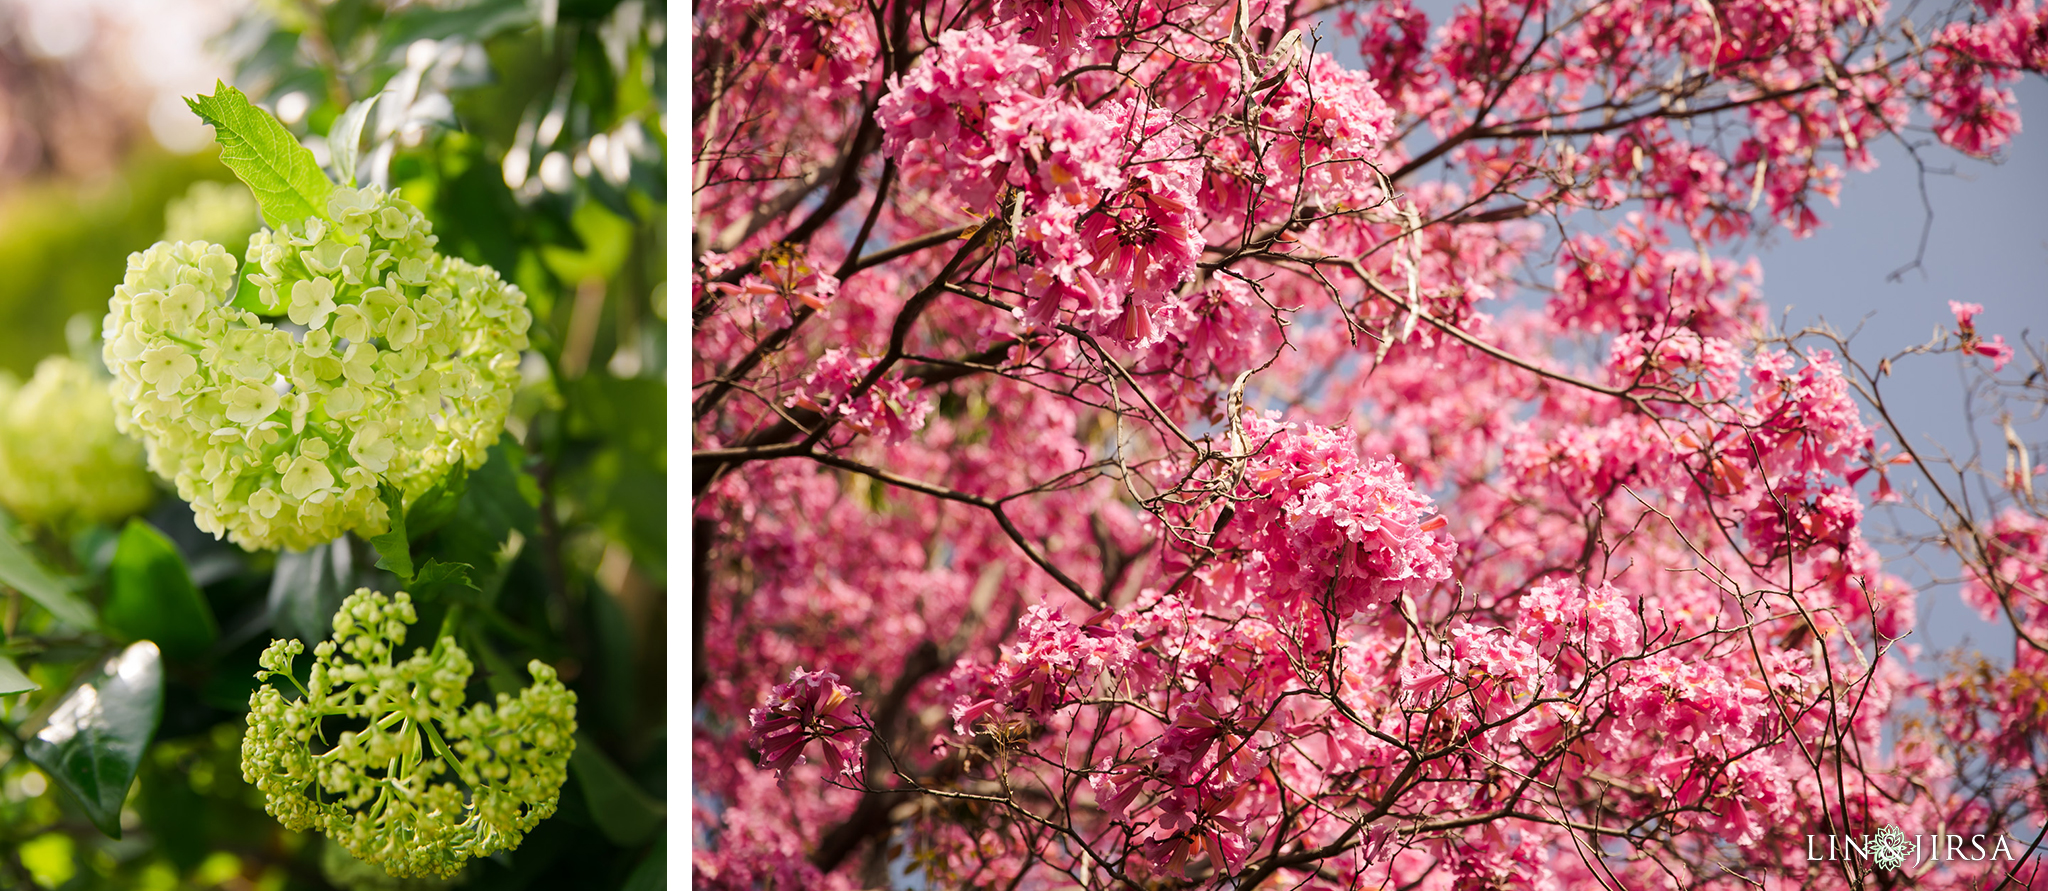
[1760, 78, 2048, 663]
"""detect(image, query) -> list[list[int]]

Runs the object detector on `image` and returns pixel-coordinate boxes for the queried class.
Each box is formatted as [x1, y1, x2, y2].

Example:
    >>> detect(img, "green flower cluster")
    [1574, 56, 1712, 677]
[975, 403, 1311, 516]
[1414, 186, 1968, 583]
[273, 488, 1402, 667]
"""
[0, 356, 155, 527]
[101, 185, 533, 550]
[242, 589, 577, 878]
[321, 837, 467, 891]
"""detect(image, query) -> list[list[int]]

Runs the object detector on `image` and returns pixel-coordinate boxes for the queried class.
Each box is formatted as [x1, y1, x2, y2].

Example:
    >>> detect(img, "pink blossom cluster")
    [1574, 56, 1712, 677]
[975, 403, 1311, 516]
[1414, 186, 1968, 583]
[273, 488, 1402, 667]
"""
[1205, 415, 1454, 634]
[747, 667, 869, 783]
[785, 348, 931, 442]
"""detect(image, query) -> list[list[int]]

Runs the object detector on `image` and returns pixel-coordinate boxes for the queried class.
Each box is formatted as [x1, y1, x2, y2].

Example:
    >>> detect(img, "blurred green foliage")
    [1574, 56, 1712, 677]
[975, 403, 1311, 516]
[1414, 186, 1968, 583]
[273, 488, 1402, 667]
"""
[0, 151, 236, 377]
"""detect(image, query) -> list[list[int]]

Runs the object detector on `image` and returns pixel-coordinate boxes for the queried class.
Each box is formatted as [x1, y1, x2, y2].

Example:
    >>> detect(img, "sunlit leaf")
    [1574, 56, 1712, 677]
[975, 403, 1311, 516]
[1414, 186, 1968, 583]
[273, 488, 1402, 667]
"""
[327, 93, 380, 188]
[186, 81, 333, 227]
[22, 641, 164, 838]
[0, 653, 36, 695]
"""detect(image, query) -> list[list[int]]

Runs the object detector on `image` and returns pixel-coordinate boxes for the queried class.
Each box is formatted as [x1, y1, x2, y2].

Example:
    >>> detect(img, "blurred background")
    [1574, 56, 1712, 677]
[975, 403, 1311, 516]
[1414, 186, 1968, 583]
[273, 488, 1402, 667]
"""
[0, 0, 666, 888]
[0, 0, 245, 370]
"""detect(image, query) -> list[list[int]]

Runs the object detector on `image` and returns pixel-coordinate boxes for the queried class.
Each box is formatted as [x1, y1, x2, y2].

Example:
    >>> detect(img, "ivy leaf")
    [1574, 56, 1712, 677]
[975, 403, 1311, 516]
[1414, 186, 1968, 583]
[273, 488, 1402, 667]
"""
[22, 642, 164, 839]
[327, 93, 380, 189]
[185, 81, 333, 227]
[0, 526, 94, 630]
[369, 484, 414, 581]
[0, 653, 35, 695]
[103, 520, 219, 663]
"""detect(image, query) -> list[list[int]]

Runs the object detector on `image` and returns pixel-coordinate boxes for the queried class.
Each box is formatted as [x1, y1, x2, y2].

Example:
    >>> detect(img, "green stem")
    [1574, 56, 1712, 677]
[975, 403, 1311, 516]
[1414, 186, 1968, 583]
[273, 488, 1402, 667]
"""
[161, 331, 206, 351]
[437, 604, 467, 642]
[420, 715, 486, 790]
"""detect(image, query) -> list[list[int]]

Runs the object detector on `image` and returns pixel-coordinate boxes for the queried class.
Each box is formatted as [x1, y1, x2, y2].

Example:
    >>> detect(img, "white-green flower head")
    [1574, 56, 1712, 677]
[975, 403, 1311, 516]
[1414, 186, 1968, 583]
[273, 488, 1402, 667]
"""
[101, 185, 534, 551]
[242, 589, 577, 879]
[0, 355, 155, 527]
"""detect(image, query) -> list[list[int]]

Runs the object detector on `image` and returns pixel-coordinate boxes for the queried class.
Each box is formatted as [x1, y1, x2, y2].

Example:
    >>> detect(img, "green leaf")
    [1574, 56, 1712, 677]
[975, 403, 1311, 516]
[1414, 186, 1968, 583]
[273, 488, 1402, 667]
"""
[327, 94, 380, 188]
[0, 653, 36, 695]
[138, 752, 208, 871]
[22, 642, 164, 839]
[266, 539, 353, 644]
[103, 520, 219, 663]
[405, 462, 470, 541]
[368, 484, 414, 581]
[375, 0, 533, 60]
[232, 266, 284, 315]
[622, 836, 665, 891]
[429, 437, 539, 570]
[570, 736, 664, 847]
[466, 631, 525, 699]
[185, 81, 334, 227]
[567, 374, 666, 472]
[409, 559, 479, 605]
[0, 527, 95, 630]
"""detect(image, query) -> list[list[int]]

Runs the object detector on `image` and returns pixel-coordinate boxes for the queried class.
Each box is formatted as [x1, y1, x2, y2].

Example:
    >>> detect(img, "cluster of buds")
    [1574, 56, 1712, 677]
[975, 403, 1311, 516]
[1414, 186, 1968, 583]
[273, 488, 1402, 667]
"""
[241, 589, 577, 878]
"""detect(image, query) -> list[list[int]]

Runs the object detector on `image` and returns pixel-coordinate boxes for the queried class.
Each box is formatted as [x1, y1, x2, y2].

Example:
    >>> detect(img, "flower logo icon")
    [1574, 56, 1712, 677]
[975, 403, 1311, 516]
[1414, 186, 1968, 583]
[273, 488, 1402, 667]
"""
[1870, 824, 1910, 872]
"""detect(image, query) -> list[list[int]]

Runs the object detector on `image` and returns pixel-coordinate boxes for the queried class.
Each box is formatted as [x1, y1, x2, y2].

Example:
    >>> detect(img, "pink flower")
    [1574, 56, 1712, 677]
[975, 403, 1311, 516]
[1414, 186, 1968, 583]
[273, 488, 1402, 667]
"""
[1976, 334, 2015, 371]
[747, 667, 868, 782]
[786, 348, 932, 442]
[1950, 301, 2015, 370]
[1950, 299, 1985, 330]
[998, 0, 1113, 53]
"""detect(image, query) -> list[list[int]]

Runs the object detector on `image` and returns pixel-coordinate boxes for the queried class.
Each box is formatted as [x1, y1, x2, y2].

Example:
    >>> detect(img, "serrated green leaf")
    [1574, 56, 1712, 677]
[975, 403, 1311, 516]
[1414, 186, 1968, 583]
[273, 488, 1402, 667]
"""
[0, 653, 35, 695]
[328, 94, 380, 188]
[0, 527, 94, 630]
[23, 641, 164, 839]
[409, 559, 479, 605]
[186, 81, 334, 227]
[368, 484, 414, 581]
[103, 520, 219, 663]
